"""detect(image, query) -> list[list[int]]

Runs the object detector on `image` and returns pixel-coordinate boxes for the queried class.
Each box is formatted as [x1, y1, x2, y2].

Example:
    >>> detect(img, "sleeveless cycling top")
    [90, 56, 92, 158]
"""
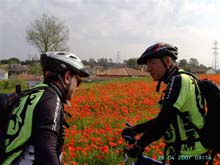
[161, 69, 208, 156]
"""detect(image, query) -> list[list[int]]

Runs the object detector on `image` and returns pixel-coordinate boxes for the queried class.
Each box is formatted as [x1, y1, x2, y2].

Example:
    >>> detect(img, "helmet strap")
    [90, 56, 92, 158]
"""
[57, 73, 73, 107]
[57, 74, 70, 102]
[45, 71, 72, 106]
[57, 74, 66, 89]
[156, 81, 161, 92]
[160, 58, 167, 69]
[156, 58, 172, 92]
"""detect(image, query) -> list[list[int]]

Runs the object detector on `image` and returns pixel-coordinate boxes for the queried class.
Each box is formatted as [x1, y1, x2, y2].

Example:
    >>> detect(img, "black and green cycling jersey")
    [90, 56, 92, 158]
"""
[161, 69, 208, 156]
[135, 68, 208, 158]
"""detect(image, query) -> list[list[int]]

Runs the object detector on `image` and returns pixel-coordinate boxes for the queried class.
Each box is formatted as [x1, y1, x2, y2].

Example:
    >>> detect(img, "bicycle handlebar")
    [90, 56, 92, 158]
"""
[122, 135, 136, 144]
[122, 123, 169, 165]
[122, 123, 136, 143]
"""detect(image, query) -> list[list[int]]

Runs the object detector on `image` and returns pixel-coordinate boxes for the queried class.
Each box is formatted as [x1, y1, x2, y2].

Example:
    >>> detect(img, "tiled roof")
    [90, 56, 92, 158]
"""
[190, 68, 206, 73]
[96, 67, 148, 76]
[8, 64, 29, 72]
[0, 69, 7, 73]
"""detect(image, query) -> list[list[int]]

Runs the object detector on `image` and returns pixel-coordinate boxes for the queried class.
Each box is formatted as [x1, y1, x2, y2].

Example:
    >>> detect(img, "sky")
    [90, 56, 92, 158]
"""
[1, 0, 220, 67]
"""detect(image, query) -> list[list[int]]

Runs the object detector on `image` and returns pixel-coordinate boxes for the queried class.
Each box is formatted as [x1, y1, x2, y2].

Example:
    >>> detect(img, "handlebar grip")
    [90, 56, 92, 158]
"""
[122, 135, 136, 144]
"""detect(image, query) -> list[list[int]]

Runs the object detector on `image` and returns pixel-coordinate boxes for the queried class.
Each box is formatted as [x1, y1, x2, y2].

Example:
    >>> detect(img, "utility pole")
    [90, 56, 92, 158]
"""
[212, 40, 219, 71]
[116, 51, 120, 63]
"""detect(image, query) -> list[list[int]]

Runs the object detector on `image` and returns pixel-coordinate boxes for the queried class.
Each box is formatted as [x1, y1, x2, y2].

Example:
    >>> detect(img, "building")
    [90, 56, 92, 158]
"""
[206, 69, 216, 74]
[95, 66, 149, 78]
[0, 69, 8, 80]
[8, 64, 29, 76]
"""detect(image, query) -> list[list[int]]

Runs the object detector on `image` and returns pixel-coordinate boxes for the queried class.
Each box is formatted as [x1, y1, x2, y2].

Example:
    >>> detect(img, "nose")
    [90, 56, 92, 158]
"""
[146, 65, 152, 72]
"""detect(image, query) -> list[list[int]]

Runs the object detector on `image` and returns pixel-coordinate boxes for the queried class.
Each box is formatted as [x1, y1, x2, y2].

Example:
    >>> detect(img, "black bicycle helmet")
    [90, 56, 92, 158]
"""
[137, 43, 178, 65]
[40, 51, 90, 77]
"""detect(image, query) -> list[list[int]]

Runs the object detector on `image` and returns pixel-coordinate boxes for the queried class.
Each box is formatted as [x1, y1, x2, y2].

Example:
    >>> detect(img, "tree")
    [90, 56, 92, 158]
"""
[26, 14, 70, 53]
[189, 58, 199, 67]
[125, 58, 138, 69]
[1, 58, 21, 64]
[179, 59, 188, 68]
[88, 58, 97, 67]
[97, 58, 108, 67]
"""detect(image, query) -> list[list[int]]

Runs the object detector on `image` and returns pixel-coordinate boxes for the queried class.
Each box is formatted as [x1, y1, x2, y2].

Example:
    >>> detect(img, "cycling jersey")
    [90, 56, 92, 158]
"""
[135, 67, 208, 159]
[31, 82, 65, 165]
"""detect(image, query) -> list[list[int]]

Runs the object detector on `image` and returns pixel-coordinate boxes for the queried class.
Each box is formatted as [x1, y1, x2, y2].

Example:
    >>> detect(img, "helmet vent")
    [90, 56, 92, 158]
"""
[70, 56, 77, 59]
[57, 52, 66, 55]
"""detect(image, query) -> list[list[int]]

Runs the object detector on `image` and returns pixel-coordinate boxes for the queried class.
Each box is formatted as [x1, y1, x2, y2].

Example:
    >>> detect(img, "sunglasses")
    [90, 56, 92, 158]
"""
[75, 75, 82, 87]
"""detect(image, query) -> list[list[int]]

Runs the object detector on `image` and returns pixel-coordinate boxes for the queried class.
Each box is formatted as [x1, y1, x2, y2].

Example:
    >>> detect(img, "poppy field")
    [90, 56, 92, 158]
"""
[62, 74, 220, 165]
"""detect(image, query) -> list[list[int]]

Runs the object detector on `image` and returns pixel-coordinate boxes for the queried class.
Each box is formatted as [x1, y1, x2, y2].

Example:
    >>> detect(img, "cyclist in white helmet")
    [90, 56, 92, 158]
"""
[1, 51, 89, 165]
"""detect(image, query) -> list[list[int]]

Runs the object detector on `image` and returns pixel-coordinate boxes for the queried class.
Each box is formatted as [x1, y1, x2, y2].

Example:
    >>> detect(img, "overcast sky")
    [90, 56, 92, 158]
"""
[1, 0, 220, 67]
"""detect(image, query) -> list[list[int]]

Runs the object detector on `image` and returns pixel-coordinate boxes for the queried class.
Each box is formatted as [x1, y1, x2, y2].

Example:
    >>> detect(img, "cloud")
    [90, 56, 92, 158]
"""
[0, 0, 220, 66]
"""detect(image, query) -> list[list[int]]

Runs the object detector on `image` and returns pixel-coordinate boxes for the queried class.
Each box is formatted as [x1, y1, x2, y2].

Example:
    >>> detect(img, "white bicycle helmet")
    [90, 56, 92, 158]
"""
[40, 51, 90, 77]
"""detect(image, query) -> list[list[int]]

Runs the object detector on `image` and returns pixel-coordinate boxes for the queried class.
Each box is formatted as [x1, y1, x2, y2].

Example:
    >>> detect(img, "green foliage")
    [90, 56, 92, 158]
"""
[124, 58, 139, 69]
[0, 58, 21, 64]
[29, 63, 42, 75]
[0, 77, 28, 93]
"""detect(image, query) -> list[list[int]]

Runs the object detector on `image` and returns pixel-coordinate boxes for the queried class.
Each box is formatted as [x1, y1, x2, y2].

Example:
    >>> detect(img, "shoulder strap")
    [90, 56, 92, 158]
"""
[177, 70, 199, 80]
[19, 83, 47, 98]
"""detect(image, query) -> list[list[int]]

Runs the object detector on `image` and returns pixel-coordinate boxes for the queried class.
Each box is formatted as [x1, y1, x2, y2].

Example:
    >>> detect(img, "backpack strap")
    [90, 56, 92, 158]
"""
[19, 84, 48, 98]
[163, 117, 182, 164]
[177, 70, 199, 80]
[175, 110, 202, 136]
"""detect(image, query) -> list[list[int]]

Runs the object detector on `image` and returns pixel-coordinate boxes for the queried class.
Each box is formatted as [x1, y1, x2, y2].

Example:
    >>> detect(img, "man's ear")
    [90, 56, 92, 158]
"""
[164, 56, 173, 68]
[64, 71, 72, 84]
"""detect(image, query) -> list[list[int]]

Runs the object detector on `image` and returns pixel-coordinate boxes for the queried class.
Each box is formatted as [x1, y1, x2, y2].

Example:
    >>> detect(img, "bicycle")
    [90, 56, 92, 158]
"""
[122, 123, 169, 165]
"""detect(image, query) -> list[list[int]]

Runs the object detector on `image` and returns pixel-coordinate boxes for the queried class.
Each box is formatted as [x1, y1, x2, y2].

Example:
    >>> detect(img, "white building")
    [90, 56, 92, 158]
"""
[206, 69, 216, 74]
[0, 69, 8, 80]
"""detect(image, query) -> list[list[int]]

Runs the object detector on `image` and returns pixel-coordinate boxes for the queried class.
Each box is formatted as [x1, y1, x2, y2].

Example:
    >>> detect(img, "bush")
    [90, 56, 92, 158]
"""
[0, 77, 28, 93]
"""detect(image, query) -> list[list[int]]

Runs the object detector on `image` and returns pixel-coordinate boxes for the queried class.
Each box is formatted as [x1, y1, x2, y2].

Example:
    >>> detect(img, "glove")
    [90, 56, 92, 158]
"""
[121, 126, 137, 138]
[124, 142, 145, 158]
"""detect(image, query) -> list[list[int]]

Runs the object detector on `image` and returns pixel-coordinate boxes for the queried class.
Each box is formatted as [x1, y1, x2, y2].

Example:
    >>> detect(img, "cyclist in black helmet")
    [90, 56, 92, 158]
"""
[2, 51, 89, 165]
[122, 43, 209, 165]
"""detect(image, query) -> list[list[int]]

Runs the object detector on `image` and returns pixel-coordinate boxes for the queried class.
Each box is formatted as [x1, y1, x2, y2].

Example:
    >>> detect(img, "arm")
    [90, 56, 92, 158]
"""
[32, 90, 64, 165]
[33, 130, 60, 165]
[136, 75, 182, 147]
[136, 106, 178, 147]
[124, 106, 178, 158]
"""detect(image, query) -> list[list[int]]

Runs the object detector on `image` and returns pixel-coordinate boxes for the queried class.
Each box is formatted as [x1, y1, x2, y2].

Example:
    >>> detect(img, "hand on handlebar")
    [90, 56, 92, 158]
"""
[122, 123, 145, 158]
[121, 124, 137, 139]
[124, 142, 145, 158]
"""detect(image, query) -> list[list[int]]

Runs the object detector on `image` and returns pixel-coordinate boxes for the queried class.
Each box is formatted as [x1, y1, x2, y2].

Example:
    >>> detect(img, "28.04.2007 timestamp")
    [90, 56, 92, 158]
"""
[158, 154, 212, 161]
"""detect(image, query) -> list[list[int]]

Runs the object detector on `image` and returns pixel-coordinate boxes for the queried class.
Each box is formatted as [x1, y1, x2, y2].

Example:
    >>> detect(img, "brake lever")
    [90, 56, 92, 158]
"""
[126, 122, 131, 127]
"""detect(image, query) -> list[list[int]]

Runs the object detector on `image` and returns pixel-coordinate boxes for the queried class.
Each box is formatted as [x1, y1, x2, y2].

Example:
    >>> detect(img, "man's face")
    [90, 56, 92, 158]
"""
[146, 58, 166, 81]
[66, 74, 82, 101]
